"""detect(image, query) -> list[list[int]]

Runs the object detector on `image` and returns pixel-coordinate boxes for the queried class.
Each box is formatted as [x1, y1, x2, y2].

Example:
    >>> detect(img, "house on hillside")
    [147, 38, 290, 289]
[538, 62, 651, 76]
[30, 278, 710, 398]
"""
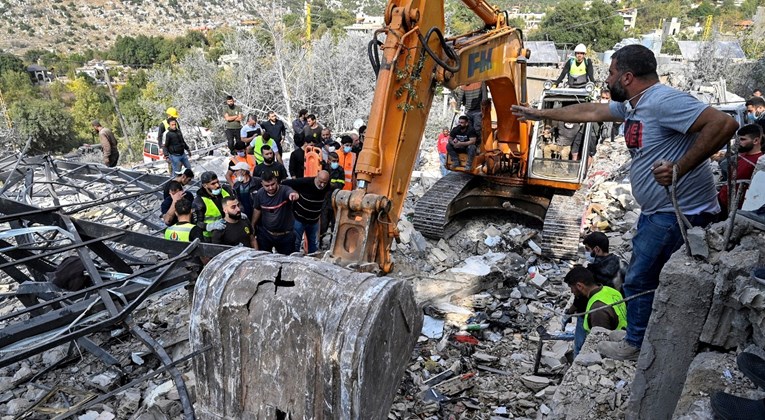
[344, 15, 384, 35]
[26, 65, 53, 84]
[617, 8, 638, 30]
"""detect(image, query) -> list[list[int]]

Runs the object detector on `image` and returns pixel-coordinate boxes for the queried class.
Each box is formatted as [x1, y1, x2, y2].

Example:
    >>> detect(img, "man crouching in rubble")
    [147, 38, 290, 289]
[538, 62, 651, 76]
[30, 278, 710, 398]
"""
[512, 44, 738, 361]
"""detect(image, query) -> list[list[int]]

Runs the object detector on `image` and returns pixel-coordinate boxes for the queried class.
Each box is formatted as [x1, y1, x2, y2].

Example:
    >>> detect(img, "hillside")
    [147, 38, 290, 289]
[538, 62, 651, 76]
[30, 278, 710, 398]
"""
[0, 0, 253, 53]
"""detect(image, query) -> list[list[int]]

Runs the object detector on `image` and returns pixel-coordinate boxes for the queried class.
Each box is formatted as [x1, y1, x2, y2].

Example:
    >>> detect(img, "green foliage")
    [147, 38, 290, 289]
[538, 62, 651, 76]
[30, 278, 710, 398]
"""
[67, 77, 113, 140]
[0, 50, 25, 74]
[446, 0, 484, 34]
[741, 0, 765, 18]
[634, 0, 682, 33]
[689, 1, 717, 19]
[1, 71, 36, 103]
[661, 36, 681, 55]
[9, 98, 79, 153]
[530, 0, 622, 51]
[108, 32, 208, 67]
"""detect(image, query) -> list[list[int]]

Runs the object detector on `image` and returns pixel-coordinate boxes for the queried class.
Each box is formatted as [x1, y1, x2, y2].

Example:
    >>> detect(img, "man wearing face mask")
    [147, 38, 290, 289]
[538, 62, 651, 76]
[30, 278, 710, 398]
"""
[226, 141, 256, 186]
[745, 96, 765, 132]
[319, 128, 340, 161]
[212, 197, 257, 248]
[337, 136, 356, 191]
[583, 232, 625, 290]
[253, 145, 287, 182]
[230, 162, 261, 219]
[512, 44, 738, 361]
[193, 171, 233, 241]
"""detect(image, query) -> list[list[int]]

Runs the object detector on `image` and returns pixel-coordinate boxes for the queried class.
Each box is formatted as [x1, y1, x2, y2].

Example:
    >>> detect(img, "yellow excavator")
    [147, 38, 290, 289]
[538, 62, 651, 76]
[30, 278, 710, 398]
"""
[329, 0, 594, 273]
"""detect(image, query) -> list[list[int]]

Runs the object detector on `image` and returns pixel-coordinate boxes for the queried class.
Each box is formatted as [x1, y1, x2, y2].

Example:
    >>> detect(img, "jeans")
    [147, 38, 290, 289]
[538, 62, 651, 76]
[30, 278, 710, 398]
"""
[168, 154, 191, 174]
[439, 153, 448, 176]
[294, 219, 319, 253]
[574, 317, 586, 356]
[624, 212, 715, 348]
[256, 227, 295, 255]
[446, 143, 477, 169]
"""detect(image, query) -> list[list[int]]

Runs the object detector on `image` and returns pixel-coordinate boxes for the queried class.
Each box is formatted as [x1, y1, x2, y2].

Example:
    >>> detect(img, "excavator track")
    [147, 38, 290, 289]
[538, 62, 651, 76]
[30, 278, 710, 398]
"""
[412, 172, 475, 239]
[541, 193, 584, 260]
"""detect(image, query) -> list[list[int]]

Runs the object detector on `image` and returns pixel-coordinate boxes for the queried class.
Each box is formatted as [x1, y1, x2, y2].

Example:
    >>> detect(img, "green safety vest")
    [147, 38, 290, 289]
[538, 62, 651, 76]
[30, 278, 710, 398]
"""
[165, 222, 195, 242]
[584, 286, 627, 332]
[201, 190, 230, 238]
[569, 58, 587, 76]
[252, 136, 276, 164]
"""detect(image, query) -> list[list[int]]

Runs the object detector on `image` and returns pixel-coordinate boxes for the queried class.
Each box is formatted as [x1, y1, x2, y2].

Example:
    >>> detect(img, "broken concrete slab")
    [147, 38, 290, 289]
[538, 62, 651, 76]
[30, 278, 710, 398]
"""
[627, 253, 716, 420]
[190, 249, 422, 419]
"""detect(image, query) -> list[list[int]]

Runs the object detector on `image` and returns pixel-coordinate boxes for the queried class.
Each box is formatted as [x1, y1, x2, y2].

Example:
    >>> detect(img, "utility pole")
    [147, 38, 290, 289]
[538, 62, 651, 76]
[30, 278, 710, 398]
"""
[305, 0, 311, 41]
[98, 63, 134, 162]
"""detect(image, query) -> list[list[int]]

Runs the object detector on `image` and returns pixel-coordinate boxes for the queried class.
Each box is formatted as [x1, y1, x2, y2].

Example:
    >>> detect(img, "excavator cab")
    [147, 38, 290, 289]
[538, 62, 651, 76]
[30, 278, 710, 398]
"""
[527, 87, 595, 188]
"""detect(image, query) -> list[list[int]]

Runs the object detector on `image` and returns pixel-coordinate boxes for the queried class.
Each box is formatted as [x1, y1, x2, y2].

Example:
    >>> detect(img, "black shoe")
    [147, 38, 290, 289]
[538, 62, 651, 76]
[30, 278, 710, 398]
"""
[711, 391, 765, 420]
[738, 352, 765, 390]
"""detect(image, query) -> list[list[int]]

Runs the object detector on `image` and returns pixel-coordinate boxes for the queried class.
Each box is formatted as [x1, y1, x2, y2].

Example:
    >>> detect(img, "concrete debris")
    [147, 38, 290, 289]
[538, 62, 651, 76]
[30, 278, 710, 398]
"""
[88, 368, 123, 393]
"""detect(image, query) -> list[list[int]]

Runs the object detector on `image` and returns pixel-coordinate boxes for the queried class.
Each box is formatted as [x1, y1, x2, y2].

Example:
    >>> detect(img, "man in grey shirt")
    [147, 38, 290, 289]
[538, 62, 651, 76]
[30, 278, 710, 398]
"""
[512, 44, 738, 361]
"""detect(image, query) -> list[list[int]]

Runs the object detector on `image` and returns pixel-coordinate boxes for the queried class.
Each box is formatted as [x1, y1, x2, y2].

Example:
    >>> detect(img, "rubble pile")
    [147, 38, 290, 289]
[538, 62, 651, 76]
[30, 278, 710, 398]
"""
[0, 288, 196, 419]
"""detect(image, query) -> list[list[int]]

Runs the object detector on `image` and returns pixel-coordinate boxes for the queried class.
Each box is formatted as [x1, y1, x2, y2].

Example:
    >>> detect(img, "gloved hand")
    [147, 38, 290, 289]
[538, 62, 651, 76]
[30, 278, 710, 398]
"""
[206, 219, 226, 232]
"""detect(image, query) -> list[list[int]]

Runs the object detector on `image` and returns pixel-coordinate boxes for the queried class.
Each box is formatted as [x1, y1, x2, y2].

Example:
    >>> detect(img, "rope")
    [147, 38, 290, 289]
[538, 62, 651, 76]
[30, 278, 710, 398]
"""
[665, 163, 693, 258]
[555, 289, 656, 320]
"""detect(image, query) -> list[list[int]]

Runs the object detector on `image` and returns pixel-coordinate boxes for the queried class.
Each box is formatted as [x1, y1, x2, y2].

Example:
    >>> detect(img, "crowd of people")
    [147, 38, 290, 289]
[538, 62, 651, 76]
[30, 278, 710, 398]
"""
[158, 98, 367, 257]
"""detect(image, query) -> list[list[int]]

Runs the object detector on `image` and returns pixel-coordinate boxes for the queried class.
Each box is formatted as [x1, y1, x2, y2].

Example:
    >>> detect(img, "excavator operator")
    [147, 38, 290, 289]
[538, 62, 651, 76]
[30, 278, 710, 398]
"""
[554, 44, 595, 88]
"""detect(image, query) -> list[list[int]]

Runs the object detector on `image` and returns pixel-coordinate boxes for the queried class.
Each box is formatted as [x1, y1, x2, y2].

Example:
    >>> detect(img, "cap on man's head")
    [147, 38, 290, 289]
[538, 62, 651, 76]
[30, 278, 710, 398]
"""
[176, 168, 194, 178]
[200, 171, 218, 184]
[234, 141, 247, 150]
[91, 119, 101, 127]
[231, 162, 251, 172]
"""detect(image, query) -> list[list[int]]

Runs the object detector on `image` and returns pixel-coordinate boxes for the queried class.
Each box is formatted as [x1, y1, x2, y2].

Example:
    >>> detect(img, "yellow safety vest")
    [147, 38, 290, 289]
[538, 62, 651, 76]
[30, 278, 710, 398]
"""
[569, 58, 587, 76]
[201, 190, 230, 238]
[252, 136, 276, 164]
[584, 286, 627, 332]
[165, 222, 195, 242]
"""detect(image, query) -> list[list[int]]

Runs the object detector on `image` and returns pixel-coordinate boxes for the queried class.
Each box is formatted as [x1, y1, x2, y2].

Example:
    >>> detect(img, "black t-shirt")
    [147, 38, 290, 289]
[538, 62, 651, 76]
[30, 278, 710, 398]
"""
[253, 162, 288, 182]
[252, 185, 295, 233]
[282, 177, 330, 223]
[289, 148, 305, 178]
[449, 126, 478, 144]
[261, 119, 286, 143]
[160, 191, 195, 225]
[211, 217, 253, 247]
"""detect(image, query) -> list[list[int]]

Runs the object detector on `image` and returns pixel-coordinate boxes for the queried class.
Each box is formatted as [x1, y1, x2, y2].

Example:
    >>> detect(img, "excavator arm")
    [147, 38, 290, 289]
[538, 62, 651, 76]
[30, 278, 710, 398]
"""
[328, 0, 530, 273]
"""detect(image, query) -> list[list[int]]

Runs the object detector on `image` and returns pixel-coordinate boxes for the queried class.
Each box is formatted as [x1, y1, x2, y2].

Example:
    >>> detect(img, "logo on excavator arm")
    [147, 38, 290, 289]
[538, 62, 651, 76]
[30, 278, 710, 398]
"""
[467, 47, 494, 77]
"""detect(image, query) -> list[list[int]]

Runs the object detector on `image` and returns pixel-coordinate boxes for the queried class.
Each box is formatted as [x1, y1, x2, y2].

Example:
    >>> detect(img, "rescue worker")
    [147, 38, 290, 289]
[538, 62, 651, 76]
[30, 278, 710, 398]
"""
[253, 145, 288, 182]
[212, 197, 256, 248]
[226, 141, 256, 186]
[563, 265, 627, 356]
[157, 107, 181, 145]
[162, 118, 192, 175]
[337, 136, 356, 191]
[251, 132, 282, 165]
[554, 44, 595, 88]
[165, 198, 204, 243]
[192, 171, 232, 240]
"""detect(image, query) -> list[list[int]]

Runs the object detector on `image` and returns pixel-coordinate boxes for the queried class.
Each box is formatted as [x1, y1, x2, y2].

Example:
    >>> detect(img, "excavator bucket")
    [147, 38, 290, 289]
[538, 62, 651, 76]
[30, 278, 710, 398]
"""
[190, 248, 422, 419]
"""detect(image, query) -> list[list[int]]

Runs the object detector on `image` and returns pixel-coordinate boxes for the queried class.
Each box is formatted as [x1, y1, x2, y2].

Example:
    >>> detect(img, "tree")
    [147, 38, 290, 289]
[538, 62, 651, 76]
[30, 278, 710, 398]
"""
[1, 71, 36, 104]
[531, 1, 589, 46]
[0, 50, 25, 74]
[68, 77, 112, 140]
[9, 98, 78, 153]
[583, 0, 624, 52]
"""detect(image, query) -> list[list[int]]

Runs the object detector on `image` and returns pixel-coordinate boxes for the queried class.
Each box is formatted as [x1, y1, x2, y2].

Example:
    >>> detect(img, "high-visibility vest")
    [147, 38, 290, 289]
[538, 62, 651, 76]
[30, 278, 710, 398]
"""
[569, 58, 587, 76]
[201, 190, 230, 238]
[337, 150, 356, 191]
[165, 222, 195, 242]
[252, 136, 276, 164]
[227, 155, 256, 185]
[584, 286, 627, 332]
[304, 146, 323, 177]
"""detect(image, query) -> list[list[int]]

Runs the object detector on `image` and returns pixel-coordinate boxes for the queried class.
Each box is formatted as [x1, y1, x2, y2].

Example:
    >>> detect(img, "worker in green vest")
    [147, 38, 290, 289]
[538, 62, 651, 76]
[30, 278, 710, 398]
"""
[165, 198, 204, 242]
[563, 265, 627, 356]
[554, 44, 595, 88]
[192, 171, 232, 240]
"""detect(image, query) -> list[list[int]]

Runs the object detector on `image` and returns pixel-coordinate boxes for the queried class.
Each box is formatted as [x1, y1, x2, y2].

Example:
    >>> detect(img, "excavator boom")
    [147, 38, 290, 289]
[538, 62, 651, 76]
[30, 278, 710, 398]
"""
[329, 0, 530, 273]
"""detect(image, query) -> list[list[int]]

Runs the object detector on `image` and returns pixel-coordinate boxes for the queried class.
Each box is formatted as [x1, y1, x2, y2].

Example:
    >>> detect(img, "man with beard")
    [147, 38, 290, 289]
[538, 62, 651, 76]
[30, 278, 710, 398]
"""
[446, 115, 478, 171]
[251, 172, 300, 254]
[745, 96, 765, 132]
[253, 145, 288, 182]
[718, 124, 763, 215]
[512, 44, 738, 361]
[261, 111, 287, 155]
[212, 197, 256, 247]
[223, 95, 243, 154]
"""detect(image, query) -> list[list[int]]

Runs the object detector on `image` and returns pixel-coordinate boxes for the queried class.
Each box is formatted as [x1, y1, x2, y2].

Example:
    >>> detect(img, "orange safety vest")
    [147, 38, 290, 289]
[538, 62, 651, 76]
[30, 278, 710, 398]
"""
[337, 150, 355, 191]
[227, 155, 256, 185]
[304, 145, 323, 177]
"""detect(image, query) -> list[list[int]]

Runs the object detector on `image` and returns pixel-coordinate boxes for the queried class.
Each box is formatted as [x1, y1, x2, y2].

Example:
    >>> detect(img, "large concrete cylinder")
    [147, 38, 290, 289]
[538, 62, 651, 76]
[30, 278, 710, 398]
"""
[190, 249, 422, 419]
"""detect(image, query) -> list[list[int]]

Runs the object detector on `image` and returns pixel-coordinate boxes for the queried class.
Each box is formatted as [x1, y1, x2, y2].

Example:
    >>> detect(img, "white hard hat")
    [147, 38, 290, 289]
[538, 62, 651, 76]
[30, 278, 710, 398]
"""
[353, 119, 364, 130]
[574, 44, 587, 54]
